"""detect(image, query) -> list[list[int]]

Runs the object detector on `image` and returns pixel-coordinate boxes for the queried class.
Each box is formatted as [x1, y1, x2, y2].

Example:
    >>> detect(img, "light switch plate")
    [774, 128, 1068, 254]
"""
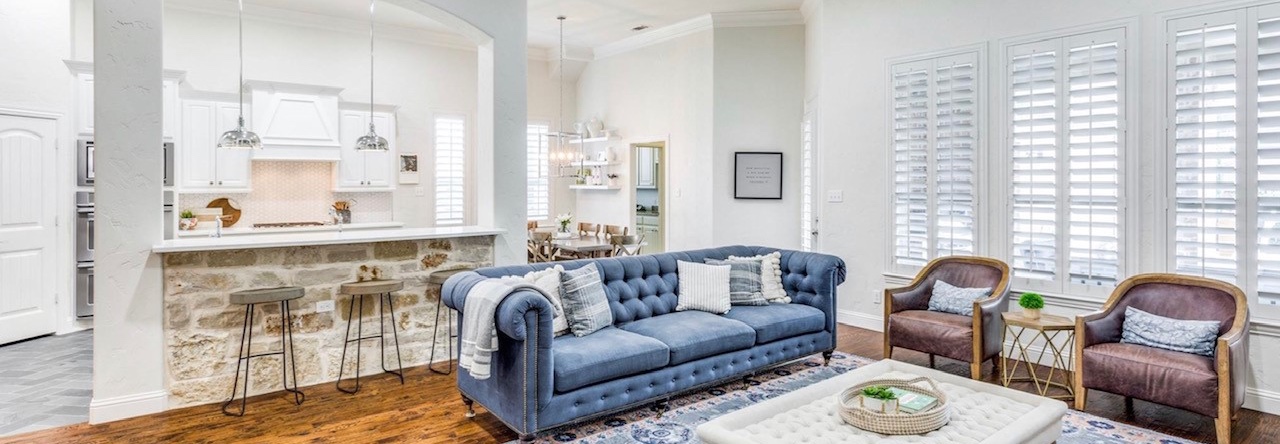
[316, 300, 335, 313]
[414, 186, 425, 197]
[827, 190, 844, 203]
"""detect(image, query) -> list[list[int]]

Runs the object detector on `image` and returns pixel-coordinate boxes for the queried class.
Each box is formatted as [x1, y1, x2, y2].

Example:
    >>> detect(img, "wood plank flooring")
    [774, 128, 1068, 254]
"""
[4, 325, 1278, 443]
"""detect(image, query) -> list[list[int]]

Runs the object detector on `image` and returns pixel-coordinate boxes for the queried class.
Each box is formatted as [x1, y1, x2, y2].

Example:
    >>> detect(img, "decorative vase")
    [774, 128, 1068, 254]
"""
[179, 218, 198, 231]
[1024, 308, 1041, 320]
[859, 396, 898, 414]
[587, 118, 604, 138]
[574, 122, 587, 136]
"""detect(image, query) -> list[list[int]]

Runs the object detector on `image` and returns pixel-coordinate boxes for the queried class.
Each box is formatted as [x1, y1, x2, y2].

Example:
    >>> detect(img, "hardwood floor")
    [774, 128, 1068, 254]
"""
[5, 325, 1279, 443]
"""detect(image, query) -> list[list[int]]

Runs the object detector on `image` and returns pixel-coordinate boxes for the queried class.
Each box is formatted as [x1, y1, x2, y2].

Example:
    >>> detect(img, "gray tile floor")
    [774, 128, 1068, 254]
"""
[0, 330, 92, 437]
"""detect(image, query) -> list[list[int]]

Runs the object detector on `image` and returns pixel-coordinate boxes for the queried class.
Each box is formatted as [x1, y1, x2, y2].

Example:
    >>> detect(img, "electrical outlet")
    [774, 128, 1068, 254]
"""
[316, 300, 335, 313]
[872, 291, 881, 304]
[414, 186, 425, 197]
[827, 190, 844, 203]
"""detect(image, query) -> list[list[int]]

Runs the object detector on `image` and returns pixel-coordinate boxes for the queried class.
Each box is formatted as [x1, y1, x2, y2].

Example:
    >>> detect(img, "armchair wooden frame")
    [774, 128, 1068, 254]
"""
[883, 256, 1011, 379]
[1073, 273, 1247, 444]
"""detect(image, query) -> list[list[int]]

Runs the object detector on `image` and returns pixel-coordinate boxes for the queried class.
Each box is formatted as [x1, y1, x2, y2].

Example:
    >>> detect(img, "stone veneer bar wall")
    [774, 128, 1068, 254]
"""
[160, 236, 494, 406]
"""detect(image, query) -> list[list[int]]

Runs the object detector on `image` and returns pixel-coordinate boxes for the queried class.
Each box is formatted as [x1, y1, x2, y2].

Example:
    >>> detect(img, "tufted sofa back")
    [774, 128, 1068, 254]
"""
[475, 246, 845, 326]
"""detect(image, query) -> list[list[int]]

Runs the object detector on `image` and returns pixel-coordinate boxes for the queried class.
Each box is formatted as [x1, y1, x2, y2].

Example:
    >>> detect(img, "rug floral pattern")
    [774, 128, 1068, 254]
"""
[511, 352, 1204, 444]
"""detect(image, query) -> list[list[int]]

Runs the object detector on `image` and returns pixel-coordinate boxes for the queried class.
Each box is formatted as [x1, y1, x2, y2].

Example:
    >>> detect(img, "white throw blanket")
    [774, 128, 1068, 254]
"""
[458, 277, 552, 380]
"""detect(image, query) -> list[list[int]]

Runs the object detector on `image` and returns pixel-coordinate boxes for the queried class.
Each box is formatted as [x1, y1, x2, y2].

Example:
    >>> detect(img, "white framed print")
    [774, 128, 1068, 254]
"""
[734, 152, 783, 199]
[399, 153, 420, 184]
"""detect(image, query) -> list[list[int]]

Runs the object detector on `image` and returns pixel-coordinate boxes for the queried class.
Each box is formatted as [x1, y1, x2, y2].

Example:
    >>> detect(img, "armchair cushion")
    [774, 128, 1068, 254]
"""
[621, 311, 756, 365]
[552, 327, 670, 393]
[722, 304, 825, 344]
[887, 310, 973, 362]
[927, 280, 992, 316]
[1120, 306, 1221, 357]
[1082, 342, 1218, 417]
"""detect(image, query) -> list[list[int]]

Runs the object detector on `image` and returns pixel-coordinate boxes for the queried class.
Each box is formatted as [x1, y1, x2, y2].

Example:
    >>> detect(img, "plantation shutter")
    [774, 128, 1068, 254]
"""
[934, 54, 978, 257]
[892, 63, 932, 268]
[1258, 9, 1280, 301]
[527, 123, 551, 221]
[1010, 43, 1060, 281]
[1066, 33, 1124, 286]
[1171, 16, 1241, 285]
[801, 114, 815, 252]
[435, 115, 467, 226]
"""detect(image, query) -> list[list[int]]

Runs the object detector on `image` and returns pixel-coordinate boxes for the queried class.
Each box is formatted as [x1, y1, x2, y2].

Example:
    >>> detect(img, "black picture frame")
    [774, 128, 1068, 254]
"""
[734, 152, 783, 199]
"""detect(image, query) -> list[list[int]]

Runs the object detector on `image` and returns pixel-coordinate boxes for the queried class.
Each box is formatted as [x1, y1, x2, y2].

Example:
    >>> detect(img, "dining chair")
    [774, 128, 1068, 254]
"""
[610, 234, 644, 257]
[578, 222, 600, 238]
[603, 225, 627, 240]
[527, 220, 538, 232]
[527, 231, 554, 263]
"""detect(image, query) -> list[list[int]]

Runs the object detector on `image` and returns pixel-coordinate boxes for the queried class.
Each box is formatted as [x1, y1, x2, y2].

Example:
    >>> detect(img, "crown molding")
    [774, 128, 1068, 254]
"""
[800, 0, 823, 23]
[593, 10, 804, 60]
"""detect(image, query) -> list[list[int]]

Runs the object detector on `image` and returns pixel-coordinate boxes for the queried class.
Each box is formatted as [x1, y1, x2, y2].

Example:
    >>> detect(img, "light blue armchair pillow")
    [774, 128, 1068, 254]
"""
[1120, 306, 1221, 357]
[927, 280, 992, 317]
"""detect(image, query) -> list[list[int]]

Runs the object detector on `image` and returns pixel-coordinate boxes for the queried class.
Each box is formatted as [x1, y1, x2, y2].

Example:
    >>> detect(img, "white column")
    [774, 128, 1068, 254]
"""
[90, 0, 167, 423]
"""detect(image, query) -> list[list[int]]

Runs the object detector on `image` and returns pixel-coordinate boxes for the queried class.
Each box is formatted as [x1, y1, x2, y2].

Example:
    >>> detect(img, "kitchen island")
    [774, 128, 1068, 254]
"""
[154, 226, 502, 406]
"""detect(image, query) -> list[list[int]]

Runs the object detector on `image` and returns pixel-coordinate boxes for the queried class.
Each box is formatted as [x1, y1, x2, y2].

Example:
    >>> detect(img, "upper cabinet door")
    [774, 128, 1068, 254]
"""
[335, 110, 395, 191]
[336, 110, 368, 189]
[636, 147, 656, 189]
[214, 102, 252, 189]
[75, 73, 94, 137]
[248, 81, 342, 161]
[162, 78, 180, 141]
[362, 112, 395, 188]
[180, 100, 217, 189]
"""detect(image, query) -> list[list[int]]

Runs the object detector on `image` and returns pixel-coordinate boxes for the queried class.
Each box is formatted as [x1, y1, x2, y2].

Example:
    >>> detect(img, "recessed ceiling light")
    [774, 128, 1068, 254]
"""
[632, 25, 650, 31]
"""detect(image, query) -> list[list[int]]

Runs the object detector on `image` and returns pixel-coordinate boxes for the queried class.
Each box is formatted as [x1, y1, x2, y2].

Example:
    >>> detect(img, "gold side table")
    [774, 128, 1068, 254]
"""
[1000, 311, 1075, 400]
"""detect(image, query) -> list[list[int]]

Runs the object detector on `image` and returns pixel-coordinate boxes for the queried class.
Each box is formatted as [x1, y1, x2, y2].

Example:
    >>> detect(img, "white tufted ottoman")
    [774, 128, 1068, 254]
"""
[697, 359, 1066, 444]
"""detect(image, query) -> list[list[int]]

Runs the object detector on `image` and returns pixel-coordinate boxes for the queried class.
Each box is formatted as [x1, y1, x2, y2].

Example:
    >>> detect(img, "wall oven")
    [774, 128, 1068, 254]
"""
[75, 191, 94, 317]
[78, 140, 174, 187]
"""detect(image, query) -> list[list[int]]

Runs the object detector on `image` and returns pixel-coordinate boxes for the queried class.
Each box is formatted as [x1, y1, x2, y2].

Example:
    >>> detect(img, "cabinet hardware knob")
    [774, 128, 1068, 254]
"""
[208, 180, 214, 185]
[218, 181, 223, 185]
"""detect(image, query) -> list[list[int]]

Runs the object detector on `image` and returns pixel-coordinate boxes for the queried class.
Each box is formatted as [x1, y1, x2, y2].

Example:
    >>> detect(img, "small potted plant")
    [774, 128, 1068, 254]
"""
[859, 385, 899, 413]
[555, 213, 573, 238]
[1019, 292, 1045, 320]
[178, 209, 199, 231]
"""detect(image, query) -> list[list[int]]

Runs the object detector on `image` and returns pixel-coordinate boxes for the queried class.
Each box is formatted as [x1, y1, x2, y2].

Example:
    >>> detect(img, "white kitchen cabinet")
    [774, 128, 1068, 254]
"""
[248, 80, 342, 161]
[636, 147, 658, 189]
[179, 100, 251, 191]
[65, 61, 184, 140]
[73, 71, 94, 137]
[335, 109, 395, 191]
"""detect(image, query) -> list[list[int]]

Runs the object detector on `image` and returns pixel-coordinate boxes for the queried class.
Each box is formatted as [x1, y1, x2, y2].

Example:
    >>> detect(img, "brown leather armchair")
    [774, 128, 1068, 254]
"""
[1074, 273, 1248, 444]
[884, 256, 1011, 379]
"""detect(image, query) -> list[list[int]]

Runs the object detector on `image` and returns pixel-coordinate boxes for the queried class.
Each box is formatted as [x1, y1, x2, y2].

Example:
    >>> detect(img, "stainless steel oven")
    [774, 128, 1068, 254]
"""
[78, 140, 174, 187]
[75, 191, 94, 263]
[76, 264, 94, 318]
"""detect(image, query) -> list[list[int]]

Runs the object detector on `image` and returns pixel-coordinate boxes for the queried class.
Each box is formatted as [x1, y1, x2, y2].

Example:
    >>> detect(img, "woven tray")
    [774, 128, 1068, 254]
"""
[836, 377, 950, 435]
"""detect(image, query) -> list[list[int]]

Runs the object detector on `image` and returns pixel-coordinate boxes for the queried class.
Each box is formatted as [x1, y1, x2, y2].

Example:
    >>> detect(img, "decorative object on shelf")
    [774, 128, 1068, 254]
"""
[838, 377, 951, 435]
[587, 117, 604, 138]
[216, 0, 262, 150]
[179, 210, 198, 231]
[858, 385, 899, 413]
[354, 0, 389, 151]
[1019, 292, 1045, 320]
[556, 213, 573, 235]
[607, 173, 619, 187]
[332, 200, 354, 224]
[603, 129, 616, 138]
[734, 152, 784, 199]
[206, 197, 243, 227]
[575, 122, 587, 135]
[399, 153, 419, 184]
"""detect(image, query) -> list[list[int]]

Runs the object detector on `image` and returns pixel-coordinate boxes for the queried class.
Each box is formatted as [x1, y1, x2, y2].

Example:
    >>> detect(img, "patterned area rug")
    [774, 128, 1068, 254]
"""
[512, 352, 1204, 444]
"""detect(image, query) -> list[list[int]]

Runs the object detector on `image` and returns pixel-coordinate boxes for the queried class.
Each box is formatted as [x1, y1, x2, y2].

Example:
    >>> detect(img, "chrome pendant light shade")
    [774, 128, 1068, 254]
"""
[218, 0, 261, 150]
[355, 0, 388, 151]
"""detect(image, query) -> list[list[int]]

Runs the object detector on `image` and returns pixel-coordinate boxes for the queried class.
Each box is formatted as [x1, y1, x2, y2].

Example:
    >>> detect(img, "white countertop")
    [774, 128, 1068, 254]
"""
[154, 226, 505, 253]
[176, 221, 405, 238]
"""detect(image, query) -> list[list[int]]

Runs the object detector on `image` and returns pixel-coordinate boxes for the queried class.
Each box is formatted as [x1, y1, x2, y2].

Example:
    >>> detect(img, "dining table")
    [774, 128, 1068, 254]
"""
[550, 234, 615, 258]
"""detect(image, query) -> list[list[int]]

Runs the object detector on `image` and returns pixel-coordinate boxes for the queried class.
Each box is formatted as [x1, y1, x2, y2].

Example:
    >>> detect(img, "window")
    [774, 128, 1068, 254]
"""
[1167, 5, 1280, 312]
[1008, 28, 1126, 295]
[801, 109, 816, 252]
[889, 51, 980, 273]
[527, 122, 551, 221]
[434, 115, 466, 226]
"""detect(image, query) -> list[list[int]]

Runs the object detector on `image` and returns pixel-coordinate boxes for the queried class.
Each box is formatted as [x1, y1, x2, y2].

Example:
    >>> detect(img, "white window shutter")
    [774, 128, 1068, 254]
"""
[801, 114, 815, 252]
[1258, 10, 1280, 301]
[527, 123, 551, 221]
[934, 55, 978, 257]
[1066, 35, 1124, 286]
[435, 115, 467, 226]
[1010, 45, 1060, 282]
[892, 64, 932, 269]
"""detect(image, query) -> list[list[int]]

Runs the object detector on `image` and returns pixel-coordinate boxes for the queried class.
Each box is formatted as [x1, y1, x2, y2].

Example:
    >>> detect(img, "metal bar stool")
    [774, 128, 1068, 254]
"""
[428, 268, 473, 375]
[336, 279, 405, 394]
[222, 286, 306, 416]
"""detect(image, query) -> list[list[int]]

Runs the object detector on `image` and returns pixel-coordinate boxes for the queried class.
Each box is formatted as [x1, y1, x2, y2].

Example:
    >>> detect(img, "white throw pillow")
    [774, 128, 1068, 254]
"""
[728, 251, 790, 303]
[507, 265, 571, 336]
[676, 261, 732, 314]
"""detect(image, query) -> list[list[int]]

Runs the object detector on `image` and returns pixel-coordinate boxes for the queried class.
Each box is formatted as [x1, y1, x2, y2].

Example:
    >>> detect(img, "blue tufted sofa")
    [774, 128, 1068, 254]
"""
[441, 246, 846, 441]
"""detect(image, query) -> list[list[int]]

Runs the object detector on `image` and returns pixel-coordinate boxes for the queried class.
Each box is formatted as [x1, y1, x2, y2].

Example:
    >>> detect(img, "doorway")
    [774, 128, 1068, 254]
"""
[632, 142, 665, 254]
[0, 111, 59, 345]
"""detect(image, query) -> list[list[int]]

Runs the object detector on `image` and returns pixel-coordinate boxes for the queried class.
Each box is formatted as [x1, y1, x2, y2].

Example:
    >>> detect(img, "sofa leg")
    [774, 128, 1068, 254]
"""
[1216, 416, 1232, 444]
[654, 400, 669, 419]
[462, 395, 476, 419]
[928, 354, 935, 369]
[1124, 397, 1134, 416]
[742, 376, 752, 390]
[822, 351, 833, 366]
[519, 433, 536, 442]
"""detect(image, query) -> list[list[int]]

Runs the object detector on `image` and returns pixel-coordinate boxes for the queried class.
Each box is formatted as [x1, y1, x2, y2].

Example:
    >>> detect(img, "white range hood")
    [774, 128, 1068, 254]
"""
[246, 80, 343, 161]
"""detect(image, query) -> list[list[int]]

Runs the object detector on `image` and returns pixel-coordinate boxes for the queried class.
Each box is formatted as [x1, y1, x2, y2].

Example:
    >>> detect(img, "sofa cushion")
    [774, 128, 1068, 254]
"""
[1082, 342, 1218, 417]
[722, 304, 826, 344]
[552, 327, 670, 393]
[621, 311, 756, 365]
[887, 309, 973, 362]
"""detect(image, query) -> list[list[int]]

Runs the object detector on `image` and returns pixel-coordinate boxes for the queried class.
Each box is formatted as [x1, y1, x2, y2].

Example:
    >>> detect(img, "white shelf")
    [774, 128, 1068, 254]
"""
[568, 136, 618, 144]
[565, 160, 619, 167]
[569, 185, 621, 191]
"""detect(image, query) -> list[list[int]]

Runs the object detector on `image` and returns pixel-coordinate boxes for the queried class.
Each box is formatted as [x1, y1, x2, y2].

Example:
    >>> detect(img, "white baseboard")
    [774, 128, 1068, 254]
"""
[837, 309, 882, 332]
[89, 390, 168, 424]
[1246, 387, 1280, 414]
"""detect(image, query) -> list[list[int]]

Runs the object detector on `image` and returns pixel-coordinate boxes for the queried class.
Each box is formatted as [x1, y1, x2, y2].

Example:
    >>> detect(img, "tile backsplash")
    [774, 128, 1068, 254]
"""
[179, 161, 392, 227]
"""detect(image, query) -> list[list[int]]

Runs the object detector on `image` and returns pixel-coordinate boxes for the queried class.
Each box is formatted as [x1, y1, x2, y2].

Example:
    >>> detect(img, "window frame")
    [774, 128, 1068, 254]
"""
[526, 119, 553, 223]
[884, 43, 988, 276]
[432, 111, 471, 226]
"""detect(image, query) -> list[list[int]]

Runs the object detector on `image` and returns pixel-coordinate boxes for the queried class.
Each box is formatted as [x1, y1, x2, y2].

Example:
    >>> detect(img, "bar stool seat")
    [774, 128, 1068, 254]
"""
[336, 279, 405, 394]
[222, 286, 306, 416]
[428, 269, 469, 286]
[428, 268, 473, 375]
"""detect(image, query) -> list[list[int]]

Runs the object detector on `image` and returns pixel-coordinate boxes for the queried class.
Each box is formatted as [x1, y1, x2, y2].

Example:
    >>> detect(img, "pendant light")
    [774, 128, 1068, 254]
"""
[550, 16, 580, 167]
[217, 0, 262, 150]
[354, 0, 389, 151]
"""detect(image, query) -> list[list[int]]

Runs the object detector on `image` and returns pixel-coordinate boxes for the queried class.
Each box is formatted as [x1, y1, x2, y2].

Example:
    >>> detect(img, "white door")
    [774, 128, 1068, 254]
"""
[214, 102, 252, 189]
[0, 112, 58, 345]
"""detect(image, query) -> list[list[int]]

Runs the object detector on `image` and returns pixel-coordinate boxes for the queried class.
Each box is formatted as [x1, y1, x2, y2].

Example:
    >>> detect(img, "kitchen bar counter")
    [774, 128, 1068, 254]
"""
[175, 221, 406, 238]
[154, 225, 504, 253]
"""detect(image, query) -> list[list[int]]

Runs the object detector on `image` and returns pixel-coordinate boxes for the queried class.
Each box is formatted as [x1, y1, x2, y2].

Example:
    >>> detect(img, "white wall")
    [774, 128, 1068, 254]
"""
[808, 0, 1280, 414]
[576, 30, 716, 249]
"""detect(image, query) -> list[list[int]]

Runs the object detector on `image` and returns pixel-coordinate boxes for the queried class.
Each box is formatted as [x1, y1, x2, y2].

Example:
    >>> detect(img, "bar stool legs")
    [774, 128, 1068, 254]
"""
[336, 292, 404, 394]
[222, 299, 305, 417]
[428, 293, 456, 375]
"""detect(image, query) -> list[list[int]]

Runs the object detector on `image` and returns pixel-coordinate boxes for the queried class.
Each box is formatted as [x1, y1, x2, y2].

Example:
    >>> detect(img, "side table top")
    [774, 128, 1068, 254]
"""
[1002, 311, 1074, 331]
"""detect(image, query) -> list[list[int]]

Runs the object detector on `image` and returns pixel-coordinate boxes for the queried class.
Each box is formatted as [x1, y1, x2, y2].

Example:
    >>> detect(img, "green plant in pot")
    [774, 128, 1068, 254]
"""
[1019, 292, 1045, 320]
[178, 209, 199, 231]
[859, 385, 899, 413]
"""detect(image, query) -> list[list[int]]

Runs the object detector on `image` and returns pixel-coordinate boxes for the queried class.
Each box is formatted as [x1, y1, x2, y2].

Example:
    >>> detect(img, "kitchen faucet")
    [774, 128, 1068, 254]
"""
[211, 216, 223, 238]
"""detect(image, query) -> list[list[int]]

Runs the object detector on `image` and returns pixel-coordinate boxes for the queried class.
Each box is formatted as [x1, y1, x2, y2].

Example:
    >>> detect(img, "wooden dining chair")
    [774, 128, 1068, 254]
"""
[603, 225, 628, 240]
[578, 222, 600, 238]
[610, 234, 644, 257]
[527, 231, 554, 263]
[527, 220, 538, 232]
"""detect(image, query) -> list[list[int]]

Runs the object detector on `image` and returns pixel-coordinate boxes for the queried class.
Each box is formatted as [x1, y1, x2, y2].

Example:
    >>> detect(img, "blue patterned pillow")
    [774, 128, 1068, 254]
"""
[559, 265, 614, 337]
[1120, 307, 1220, 357]
[927, 280, 992, 317]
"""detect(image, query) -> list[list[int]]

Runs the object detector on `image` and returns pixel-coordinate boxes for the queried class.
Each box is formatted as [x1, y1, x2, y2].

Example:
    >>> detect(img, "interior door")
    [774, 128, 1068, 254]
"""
[0, 112, 58, 345]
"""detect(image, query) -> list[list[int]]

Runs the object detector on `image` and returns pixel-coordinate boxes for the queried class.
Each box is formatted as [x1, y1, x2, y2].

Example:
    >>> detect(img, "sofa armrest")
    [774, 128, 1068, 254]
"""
[975, 290, 1010, 360]
[1076, 307, 1122, 349]
[775, 250, 846, 333]
[1222, 315, 1249, 412]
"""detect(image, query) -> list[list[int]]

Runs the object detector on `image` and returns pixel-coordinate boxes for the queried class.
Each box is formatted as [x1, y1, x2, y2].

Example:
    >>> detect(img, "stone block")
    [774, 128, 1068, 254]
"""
[263, 312, 334, 335]
[164, 252, 204, 268]
[326, 246, 370, 263]
[281, 247, 323, 266]
[196, 308, 248, 330]
[337, 295, 379, 321]
[249, 271, 287, 288]
[419, 252, 448, 269]
[374, 241, 418, 260]
[294, 267, 354, 287]
[166, 271, 241, 295]
[207, 250, 257, 267]
[166, 302, 191, 329]
[170, 375, 234, 407]
[425, 239, 452, 251]
[398, 262, 422, 273]
[168, 332, 231, 380]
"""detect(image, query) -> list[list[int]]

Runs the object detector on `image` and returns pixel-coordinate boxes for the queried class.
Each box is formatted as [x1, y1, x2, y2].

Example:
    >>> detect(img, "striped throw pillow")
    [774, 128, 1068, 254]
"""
[728, 252, 790, 303]
[705, 259, 769, 306]
[558, 265, 613, 337]
[676, 261, 732, 314]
